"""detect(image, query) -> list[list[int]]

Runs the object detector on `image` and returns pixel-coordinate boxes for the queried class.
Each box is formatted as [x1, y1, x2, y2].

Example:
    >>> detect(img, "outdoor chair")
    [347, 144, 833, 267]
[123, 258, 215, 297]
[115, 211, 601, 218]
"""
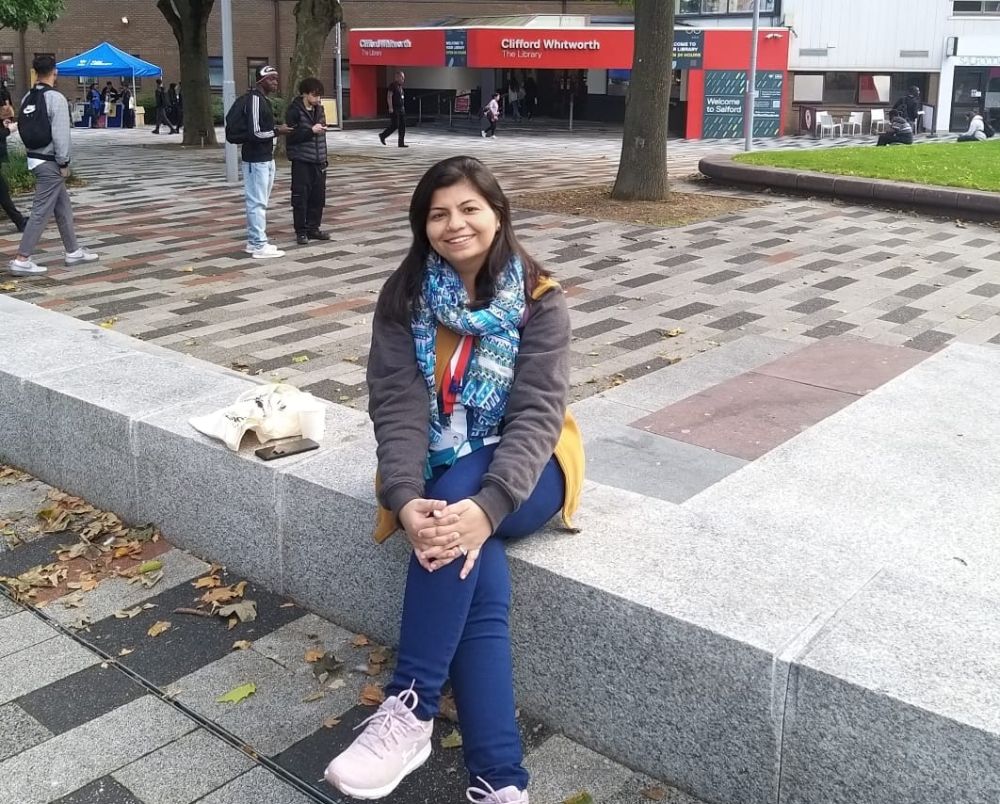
[870, 109, 887, 135]
[817, 112, 842, 138]
[843, 111, 865, 135]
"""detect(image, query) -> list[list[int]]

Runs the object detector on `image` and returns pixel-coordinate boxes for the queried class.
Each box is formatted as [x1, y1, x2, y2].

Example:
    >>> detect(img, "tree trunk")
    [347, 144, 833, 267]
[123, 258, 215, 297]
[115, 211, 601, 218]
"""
[275, 0, 342, 159]
[157, 0, 218, 147]
[611, 0, 673, 201]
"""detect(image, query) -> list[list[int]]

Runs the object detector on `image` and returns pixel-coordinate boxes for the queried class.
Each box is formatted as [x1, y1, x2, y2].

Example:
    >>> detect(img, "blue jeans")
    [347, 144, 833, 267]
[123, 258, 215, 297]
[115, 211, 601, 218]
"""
[386, 444, 565, 791]
[243, 159, 276, 249]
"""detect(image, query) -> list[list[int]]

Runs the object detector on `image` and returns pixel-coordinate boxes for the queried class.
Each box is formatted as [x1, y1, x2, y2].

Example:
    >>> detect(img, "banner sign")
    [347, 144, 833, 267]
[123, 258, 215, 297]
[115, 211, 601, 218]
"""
[673, 30, 704, 69]
[445, 29, 468, 67]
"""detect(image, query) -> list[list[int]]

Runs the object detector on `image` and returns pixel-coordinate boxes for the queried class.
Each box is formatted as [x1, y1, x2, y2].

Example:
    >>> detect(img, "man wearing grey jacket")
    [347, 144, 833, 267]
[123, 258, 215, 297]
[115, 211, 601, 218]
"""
[9, 55, 98, 276]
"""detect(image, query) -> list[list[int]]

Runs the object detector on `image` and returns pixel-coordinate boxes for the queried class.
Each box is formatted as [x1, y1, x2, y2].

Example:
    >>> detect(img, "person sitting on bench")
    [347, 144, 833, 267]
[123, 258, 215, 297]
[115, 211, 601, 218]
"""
[876, 110, 914, 146]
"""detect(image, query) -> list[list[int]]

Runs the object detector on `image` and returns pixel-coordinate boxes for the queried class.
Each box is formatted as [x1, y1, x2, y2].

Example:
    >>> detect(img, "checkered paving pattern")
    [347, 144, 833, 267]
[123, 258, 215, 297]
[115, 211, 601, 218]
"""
[2, 127, 998, 408]
[0, 472, 687, 804]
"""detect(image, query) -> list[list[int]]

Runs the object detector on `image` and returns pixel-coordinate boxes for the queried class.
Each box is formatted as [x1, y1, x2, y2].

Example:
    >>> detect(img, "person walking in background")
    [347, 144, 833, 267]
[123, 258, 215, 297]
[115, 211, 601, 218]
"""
[87, 83, 101, 128]
[0, 117, 27, 233]
[286, 77, 330, 246]
[167, 82, 181, 131]
[120, 82, 135, 129]
[240, 64, 291, 259]
[523, 74, 537, 121]
[876, 109, 914, 146]
[957, 110, 989, 142]
[481, 91, 501, 138]
[379, 70, 407, 148]
[9, 55, 99, 276]
[152, 78, 177, 134]
[100, 81, 118, 125]
[507, 78, 521, 122]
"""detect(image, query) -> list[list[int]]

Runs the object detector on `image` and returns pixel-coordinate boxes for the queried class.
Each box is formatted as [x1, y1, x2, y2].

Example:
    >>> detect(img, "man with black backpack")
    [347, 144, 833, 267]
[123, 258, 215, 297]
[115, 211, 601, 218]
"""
[9, 55, 98, 277]
[225, 64, 291, 259]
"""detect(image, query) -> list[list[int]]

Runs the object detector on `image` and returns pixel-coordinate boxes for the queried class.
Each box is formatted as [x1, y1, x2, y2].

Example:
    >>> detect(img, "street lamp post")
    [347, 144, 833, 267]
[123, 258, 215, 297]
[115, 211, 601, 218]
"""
[744, 0, 761, 152]
[335, 21, 344, 129]
[221, 0, 238, 182]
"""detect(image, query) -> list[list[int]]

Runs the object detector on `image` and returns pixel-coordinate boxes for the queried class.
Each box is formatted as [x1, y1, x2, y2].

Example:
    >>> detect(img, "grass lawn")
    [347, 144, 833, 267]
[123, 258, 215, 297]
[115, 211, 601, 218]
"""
[734, 139, 1000, 193]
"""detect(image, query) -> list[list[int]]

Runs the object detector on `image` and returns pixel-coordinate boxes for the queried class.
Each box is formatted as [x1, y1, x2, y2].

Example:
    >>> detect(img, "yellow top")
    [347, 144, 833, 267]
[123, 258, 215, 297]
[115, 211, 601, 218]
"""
[373, 277, 584, 542]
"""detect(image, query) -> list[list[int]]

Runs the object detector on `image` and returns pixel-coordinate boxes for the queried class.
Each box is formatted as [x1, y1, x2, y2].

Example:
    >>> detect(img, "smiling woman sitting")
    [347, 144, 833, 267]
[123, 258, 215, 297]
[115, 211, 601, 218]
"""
[324, 156, 583, 804]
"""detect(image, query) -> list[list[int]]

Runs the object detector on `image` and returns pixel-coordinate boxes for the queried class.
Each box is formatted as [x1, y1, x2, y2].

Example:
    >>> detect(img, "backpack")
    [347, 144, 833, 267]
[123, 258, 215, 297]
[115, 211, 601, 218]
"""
[18, 86, 52, 153]
[984, 119, 996, 139]
[224, 92, 253, 144]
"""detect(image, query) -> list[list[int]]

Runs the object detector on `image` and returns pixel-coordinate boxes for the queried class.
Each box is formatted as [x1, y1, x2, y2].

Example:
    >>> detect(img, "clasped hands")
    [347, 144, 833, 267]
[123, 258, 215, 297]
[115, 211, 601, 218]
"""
[399, 498, 492, 580]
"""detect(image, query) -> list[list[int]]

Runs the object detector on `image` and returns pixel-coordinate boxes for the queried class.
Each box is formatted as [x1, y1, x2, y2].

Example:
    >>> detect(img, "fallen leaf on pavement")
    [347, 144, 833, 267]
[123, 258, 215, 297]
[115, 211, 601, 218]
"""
[291, 355, 309, 364]
[323, 716, 341, 729]
[313, 651, 345, 684]
[201, 580, 248, 605]
[174, 607, 213, 618]
[440, 729, 463, 749]
[118, 647, 134, 656]
[359, 684, 384, 706]
[301, 690, 326, 703]
[217, 682, 256, 704]
[217, 600, 257, 623]
[352, 634, 370, 647]
[304, 648, 324, 663]
[137, 560, 163, 575]
[563, 794, 594, 804]
[664, 328, 685, 338]
[115, 606, 143, 619]
[61, 591, 85, 609]
[99, 317, 117, 329]
[438, 691, 459, 723]
[147, 621, 171, 637]
[193, 575, 221, 589]
[368, 646, 392, 666]
[232, 640, 253, 651]
[641, 787, 667, 801]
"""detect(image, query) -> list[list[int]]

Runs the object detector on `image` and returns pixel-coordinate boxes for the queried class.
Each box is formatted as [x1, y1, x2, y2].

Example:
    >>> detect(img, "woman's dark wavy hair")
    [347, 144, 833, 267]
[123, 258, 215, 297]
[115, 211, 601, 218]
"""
[376, 155, 549, 324]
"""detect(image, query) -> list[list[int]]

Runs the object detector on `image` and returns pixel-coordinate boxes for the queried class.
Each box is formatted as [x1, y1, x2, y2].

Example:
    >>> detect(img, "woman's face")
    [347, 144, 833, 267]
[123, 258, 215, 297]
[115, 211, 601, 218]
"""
[426, 179, 500, 278]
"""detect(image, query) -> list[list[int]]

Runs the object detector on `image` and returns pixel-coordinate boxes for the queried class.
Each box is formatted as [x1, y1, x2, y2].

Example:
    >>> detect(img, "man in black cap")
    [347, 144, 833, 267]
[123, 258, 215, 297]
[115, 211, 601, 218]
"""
[379, 70, 408, 148]
[241, 64, 292, 259]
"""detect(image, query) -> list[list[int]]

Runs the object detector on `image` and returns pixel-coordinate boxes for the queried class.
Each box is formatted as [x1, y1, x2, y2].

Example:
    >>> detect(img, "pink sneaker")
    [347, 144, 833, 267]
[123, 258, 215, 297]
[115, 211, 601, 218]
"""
[324, 685, 433, 799]
[467, 777, 530, 803]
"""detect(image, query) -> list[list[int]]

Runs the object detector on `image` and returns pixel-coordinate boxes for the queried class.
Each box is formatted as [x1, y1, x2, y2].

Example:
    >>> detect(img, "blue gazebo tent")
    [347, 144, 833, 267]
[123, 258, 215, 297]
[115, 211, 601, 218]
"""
[56, 42, 161, 110]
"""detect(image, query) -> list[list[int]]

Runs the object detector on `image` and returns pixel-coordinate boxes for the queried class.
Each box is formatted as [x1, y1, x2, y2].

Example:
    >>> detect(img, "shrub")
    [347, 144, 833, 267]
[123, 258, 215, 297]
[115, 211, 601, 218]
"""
[2, 151, 33, 194]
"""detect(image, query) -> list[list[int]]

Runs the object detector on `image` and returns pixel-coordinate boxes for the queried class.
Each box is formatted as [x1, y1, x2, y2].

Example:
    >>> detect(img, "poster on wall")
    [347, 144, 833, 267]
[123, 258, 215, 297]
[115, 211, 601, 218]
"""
[703, 70, 746, 138]
[673, 30, 704, 69]
[703, 70, 784, 138]
[445, 29, 468, 67]
[753, 71, 784, 137]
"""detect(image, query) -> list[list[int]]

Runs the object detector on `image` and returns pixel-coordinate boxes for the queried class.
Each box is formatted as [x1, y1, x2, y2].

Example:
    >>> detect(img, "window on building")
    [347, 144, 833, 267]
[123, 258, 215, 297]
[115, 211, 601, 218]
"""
[792, 74, 824, 102]
[858, 74, 891, 104]
[608, 69, 631, 97]
[247, 57, 268, 91]
[0, 53, 14, 87]
[208, 56, 223, 89]
[823, 72, 857, 104]
[339, 58, 350, 91]
[676, 0, 776, 13]
[954, 1, 1000, 14]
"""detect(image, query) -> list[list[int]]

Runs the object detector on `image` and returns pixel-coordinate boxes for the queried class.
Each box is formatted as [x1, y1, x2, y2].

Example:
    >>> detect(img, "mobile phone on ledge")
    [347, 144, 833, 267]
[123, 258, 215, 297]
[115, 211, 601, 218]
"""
[255, 438, 319, 461]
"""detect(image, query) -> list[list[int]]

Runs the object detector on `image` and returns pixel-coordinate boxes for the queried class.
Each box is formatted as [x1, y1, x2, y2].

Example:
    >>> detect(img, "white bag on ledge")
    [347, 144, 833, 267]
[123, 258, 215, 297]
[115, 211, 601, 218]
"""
[189, 383, 326, 451]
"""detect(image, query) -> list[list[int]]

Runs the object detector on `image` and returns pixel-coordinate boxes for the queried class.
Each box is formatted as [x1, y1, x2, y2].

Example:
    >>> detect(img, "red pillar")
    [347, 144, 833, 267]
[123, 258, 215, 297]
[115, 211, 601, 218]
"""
[686, 69, 705, 139]
[349, 65, 378, 118]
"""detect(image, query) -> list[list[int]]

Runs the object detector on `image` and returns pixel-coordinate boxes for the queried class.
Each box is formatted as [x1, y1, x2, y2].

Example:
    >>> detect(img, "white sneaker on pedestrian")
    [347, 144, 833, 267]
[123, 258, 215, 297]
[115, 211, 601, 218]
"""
[244, 243, 256, 254]
[481, 130, 487, 138]
[467, 779, 530, 803]
[250, 243, 285, 260]
[64, 248, 100, 266]
[8, 258, 46, 276]
[325, 685, 433, 800]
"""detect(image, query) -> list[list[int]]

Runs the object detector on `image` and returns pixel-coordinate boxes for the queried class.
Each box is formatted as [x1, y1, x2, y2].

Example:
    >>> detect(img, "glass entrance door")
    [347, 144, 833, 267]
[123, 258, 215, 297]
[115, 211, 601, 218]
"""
[951, 68, 985, 131]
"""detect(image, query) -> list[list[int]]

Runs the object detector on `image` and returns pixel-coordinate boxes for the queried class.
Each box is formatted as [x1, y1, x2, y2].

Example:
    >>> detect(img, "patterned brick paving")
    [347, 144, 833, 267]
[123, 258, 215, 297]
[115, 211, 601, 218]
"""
[2, 127, 999, 406]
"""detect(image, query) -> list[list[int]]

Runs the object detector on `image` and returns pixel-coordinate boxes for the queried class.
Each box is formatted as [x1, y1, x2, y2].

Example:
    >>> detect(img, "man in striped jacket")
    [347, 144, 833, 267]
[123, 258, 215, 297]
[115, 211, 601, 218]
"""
[241, 65, 291, 260]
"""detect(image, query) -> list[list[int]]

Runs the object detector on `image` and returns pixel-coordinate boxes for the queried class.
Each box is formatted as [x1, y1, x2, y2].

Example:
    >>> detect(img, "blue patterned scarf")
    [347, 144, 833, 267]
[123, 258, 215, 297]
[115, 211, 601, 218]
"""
[412, 252, 526, 446]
